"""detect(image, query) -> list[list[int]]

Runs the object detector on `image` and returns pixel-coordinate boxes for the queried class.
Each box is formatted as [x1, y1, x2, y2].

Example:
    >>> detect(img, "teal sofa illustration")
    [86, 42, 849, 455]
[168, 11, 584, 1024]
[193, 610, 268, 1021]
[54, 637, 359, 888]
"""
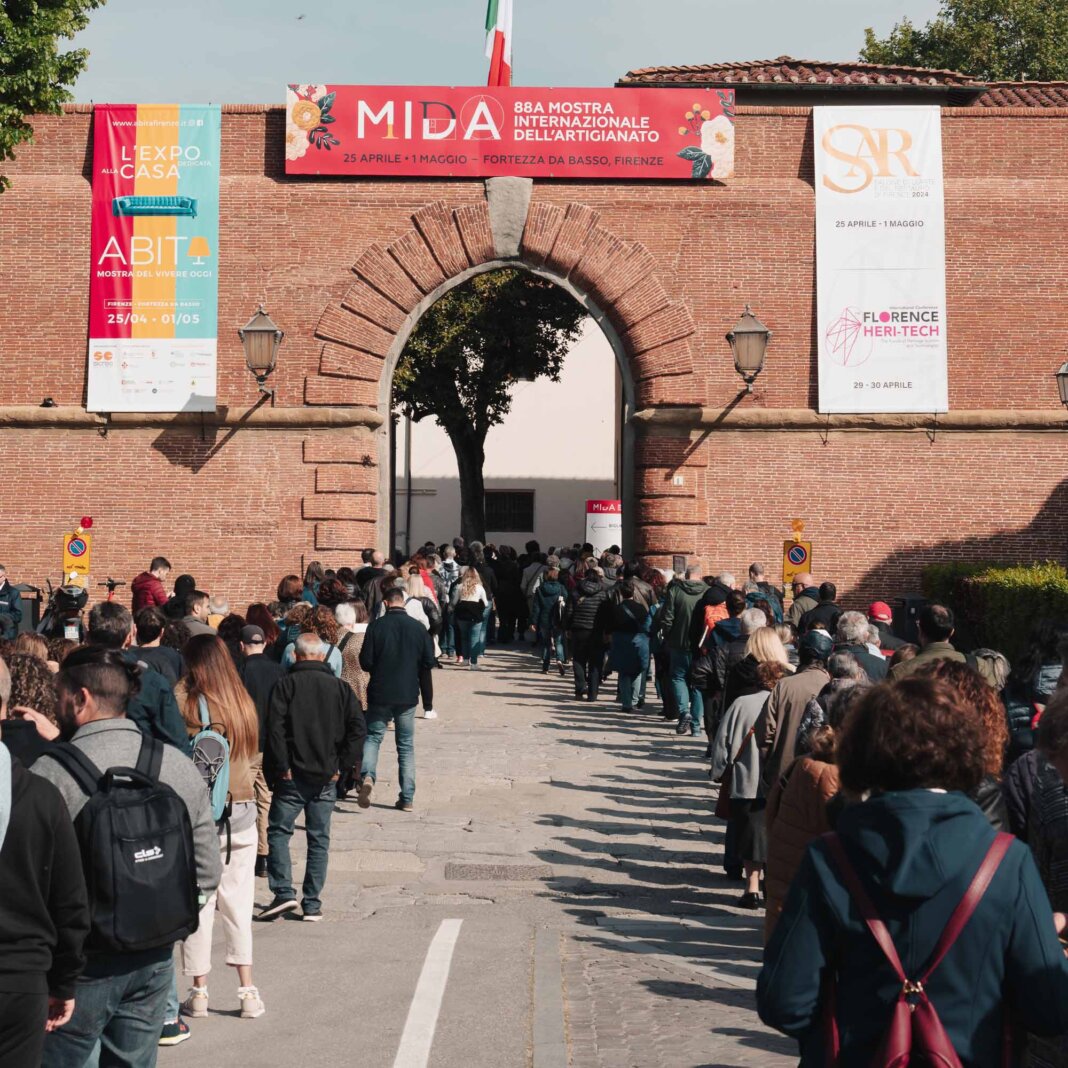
[111, 195, 198, 218]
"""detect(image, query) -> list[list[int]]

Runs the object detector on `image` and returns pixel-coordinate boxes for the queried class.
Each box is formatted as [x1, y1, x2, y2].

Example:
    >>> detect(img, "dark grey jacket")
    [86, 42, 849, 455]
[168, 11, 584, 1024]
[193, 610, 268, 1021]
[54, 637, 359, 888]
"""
[34, 719, 221, 896]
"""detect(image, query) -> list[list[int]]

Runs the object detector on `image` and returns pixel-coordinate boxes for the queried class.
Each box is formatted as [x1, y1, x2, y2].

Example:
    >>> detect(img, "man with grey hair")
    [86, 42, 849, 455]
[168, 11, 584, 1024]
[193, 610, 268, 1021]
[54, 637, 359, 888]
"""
[207, 594, 230, 629]
[834, 611, 888, 681]
[260, 631, 365, 921]
[740, 607, 767, 637]
[356, 550, 388, 591]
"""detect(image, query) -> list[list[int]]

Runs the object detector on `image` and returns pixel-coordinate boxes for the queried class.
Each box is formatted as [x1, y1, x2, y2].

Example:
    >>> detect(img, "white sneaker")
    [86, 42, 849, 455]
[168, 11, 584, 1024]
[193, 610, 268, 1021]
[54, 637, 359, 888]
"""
[180, 987, 208, 1018]
[238, 986, 265, 1019]
[423, 709, 438, 719]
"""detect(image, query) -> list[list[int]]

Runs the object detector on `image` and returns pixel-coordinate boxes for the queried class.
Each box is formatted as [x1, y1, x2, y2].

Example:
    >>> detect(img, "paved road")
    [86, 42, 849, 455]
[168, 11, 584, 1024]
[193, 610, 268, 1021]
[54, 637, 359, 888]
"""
[166, 646, 795, 1068]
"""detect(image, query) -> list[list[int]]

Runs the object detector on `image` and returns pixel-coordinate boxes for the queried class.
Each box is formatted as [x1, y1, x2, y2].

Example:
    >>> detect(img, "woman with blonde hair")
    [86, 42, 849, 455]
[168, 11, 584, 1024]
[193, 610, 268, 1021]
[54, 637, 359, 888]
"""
[13, 632, 50, 662]
[402, 572, 439, 718]
[176, 634, 265, 1021]
[745, 626, 793, 670]
[451, 566, 490, 667]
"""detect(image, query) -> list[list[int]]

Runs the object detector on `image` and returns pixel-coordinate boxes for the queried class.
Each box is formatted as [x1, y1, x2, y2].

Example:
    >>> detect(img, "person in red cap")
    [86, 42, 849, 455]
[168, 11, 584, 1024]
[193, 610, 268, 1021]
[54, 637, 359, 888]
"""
[867, 601, 906, 655]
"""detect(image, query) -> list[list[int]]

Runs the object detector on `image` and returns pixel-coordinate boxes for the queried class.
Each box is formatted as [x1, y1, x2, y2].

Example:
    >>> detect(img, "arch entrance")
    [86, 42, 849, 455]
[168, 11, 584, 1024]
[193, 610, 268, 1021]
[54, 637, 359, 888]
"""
[306, 184, 700, 561]
[379, 260, 635, 555]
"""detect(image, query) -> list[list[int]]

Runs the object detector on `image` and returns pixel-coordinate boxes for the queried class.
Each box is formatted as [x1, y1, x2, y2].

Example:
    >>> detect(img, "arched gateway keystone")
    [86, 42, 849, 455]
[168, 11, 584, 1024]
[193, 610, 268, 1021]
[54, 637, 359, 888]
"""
[305, 178, 700, 556]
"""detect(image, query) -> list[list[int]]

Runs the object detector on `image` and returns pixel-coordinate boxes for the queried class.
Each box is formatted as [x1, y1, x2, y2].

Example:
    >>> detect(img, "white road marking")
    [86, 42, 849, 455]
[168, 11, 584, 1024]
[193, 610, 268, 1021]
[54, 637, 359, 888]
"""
[392, 918, 464, 1068]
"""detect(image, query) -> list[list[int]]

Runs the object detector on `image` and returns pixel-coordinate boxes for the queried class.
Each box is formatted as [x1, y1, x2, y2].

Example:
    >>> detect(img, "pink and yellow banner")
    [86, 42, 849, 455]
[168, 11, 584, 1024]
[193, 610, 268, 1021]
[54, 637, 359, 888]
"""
[87, 105, 221, 413]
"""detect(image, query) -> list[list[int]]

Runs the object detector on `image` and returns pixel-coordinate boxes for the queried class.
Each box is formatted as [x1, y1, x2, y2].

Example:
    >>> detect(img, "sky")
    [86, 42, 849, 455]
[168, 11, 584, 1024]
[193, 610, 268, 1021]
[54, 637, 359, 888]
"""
[70, 0, 943, 104]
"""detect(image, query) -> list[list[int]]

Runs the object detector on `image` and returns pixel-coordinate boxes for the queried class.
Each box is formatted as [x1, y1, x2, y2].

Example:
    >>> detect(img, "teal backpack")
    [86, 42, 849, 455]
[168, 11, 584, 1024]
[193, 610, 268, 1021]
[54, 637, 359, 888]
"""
[190, 696, 231, 824]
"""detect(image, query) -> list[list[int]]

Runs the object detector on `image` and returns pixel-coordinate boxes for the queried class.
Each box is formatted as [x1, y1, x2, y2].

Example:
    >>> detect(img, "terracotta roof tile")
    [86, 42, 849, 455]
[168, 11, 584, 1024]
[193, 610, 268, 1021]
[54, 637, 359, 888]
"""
[617, 56, 978, 88]
[617, 57, 1068, 108]
[974, 82, 1068, 107]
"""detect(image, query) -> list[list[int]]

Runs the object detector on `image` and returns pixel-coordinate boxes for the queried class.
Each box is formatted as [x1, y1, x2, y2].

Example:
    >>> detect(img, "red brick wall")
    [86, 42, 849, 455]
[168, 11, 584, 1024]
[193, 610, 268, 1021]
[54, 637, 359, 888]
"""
[0, 103, 1064, 607]
[636, 429, 1067, 604]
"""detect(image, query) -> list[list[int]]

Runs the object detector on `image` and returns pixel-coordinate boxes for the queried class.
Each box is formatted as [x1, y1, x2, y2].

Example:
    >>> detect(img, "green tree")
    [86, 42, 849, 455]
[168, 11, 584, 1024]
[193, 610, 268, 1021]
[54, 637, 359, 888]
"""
[861, 0, 1068, 81]
[0, 0, 105, 192]
[394, 268, 587, 542]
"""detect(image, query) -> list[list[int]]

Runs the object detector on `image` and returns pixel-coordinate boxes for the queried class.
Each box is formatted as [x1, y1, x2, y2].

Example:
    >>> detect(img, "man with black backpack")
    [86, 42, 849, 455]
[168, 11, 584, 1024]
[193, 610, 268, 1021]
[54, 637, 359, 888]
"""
[32, 646, 221, 1068]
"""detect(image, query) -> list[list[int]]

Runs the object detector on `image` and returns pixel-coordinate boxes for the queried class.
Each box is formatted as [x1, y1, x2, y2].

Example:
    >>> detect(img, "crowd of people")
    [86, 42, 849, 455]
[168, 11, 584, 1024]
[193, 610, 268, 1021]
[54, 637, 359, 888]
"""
[1, 540, 1068, 1067]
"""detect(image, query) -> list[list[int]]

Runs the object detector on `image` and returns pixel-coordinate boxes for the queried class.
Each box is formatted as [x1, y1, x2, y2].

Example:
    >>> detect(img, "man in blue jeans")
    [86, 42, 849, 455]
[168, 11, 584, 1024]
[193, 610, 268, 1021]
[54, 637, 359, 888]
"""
[34, 645, 221, 1066]
[656, 565, 709, 737]
[358, 587, 436, 812]
[258, 634, 365, 921]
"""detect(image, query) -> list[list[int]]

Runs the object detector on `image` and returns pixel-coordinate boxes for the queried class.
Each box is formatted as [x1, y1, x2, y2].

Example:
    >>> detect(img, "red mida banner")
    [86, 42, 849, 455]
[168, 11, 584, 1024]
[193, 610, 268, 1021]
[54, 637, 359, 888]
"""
[284, 84, 735, 181]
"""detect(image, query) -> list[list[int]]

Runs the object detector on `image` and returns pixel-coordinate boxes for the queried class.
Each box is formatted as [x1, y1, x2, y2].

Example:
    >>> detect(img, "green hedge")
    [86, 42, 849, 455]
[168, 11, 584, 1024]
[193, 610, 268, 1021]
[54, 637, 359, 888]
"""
[921, 561, 1003, 606]
[921, 561, 1068, 663]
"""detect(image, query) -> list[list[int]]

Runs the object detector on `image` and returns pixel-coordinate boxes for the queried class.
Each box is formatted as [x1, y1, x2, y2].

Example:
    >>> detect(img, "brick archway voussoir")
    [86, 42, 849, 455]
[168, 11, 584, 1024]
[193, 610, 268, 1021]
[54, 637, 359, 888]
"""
[412, 201, 471, 278]
[611, 274, 672, 332]
[568, 225, 628, 297]
[352, 242, 423, 312]
[386, 230, 446, 294]
[453, 204, 496, 264]
[318, 343, 384, 383]
[625, 303, 697, 360]
[594, 242, 659, 306]
[632, 338, 695, 382]
[315, 305, 393, 356]
[340, 279, 407, 334]
[542, 204, 601, 275]
[520, 202, 565, 265]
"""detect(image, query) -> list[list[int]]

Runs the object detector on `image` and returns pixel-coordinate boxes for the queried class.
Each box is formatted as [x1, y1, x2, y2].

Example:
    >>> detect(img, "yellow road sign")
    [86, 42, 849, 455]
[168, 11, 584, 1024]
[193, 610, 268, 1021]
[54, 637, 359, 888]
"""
[783, 539, 812, 587]
[63, 532, 92, 587]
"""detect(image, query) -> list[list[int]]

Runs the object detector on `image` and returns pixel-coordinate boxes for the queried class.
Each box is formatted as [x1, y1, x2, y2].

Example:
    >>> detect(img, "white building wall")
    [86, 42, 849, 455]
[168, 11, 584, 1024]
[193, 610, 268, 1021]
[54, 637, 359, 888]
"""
[394, 318, 618, 550]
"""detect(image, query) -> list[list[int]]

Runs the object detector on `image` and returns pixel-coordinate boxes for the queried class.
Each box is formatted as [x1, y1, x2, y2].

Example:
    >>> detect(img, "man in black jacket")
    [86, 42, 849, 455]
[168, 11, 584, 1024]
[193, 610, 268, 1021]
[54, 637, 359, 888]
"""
[86, 601, 190, 754]
[129, 607, 184, 686]
[867, 601, 906, 654]
[358, 587, 436, 813]
[834, 611, 889, 682]
[798, 582, 842, 635]
[259, 634, 366, 922]
[0, 741, 89, 1067]
[0, 566, 22, 640]
[567, 571, 611, 702]
[237, 625, 286, 878]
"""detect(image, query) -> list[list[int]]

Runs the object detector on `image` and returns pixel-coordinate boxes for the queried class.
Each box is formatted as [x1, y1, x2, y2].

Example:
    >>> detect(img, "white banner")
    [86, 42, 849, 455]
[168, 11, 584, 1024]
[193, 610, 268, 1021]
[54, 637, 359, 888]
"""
[585, 499, 621, 556]
[814, 106, 948, 413]
[87, 340, 218, 413]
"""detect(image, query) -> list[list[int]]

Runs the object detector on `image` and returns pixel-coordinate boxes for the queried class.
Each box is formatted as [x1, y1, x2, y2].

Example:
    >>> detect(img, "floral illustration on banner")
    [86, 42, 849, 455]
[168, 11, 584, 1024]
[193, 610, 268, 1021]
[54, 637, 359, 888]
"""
[286, 84, 340, 160]
[676, 90, 735, 180]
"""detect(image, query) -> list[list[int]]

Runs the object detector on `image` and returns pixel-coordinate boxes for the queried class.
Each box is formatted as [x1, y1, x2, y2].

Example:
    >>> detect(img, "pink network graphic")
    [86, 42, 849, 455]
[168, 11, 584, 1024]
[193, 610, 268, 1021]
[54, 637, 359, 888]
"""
[825, 306, 873, 367]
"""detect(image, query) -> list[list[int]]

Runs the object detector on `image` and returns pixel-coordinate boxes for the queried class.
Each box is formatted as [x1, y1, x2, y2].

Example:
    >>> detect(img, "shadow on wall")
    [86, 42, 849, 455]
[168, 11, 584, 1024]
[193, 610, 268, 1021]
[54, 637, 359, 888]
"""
[853, 477, 1068, 603]
[149, 402, 269, 473]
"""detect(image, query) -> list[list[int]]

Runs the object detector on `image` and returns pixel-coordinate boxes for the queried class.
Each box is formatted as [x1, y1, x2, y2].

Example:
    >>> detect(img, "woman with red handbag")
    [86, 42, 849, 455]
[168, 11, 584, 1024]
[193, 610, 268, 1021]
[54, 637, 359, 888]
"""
[758, 676, 1068, 1067]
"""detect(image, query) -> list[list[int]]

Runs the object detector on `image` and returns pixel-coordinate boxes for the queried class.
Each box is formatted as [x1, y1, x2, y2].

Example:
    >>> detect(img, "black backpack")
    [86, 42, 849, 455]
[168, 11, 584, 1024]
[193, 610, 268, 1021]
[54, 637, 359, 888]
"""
[47, 736, 200, 953]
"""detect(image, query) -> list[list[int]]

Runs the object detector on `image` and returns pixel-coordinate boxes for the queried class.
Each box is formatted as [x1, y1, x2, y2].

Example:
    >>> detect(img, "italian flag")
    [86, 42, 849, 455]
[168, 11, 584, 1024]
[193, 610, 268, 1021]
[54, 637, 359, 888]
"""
[485, 0, 513, 86]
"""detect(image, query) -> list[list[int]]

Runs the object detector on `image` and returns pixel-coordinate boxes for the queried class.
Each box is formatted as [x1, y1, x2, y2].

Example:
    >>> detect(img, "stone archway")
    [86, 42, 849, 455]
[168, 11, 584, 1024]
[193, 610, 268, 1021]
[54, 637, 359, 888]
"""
[302, 181, 700, 559]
